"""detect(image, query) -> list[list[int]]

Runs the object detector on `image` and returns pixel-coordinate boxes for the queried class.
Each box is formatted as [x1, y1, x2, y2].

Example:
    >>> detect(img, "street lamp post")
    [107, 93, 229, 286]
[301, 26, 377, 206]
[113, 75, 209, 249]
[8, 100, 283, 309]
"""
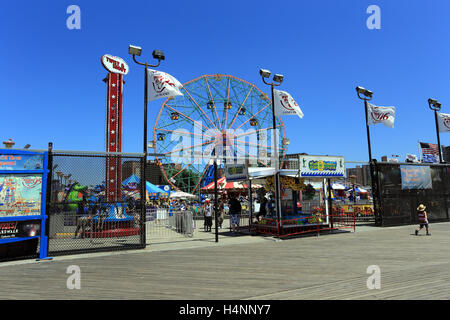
[129, 45, 165, 242]
[356, 86, 380, 225]
[128, 45, 165, 157]
[428, 98, 443, 163]
[260, 69, 284, 237]
[356, 87, 374, 161]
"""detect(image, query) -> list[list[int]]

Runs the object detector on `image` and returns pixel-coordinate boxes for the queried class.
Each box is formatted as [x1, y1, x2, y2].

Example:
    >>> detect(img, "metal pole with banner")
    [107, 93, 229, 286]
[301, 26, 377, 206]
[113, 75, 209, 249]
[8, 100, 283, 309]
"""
[356, 87, 380, 225]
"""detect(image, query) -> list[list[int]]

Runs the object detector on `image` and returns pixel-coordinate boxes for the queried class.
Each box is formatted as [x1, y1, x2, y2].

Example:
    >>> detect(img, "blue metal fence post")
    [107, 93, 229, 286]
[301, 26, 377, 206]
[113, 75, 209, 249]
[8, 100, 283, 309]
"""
[37, 150, 53, 261]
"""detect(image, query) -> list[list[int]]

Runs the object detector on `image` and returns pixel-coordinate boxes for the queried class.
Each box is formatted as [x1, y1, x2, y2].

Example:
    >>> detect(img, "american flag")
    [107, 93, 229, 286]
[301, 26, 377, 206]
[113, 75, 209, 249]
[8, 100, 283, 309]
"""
[420, 142, 440, 163]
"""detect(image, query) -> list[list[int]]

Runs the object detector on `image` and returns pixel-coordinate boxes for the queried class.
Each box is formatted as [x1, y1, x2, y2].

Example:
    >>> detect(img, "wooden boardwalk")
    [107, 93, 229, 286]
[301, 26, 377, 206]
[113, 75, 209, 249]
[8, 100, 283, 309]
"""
[1, 222, 450, 300]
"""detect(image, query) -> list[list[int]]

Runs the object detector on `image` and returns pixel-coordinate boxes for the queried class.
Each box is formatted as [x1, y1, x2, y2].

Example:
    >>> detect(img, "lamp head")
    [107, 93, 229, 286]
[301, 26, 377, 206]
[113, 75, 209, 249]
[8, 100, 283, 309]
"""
[259, 69, 271, 79]
[273, 74, 284, 83]
[152, 50, 165, 61]
[356, 86, 373, 99]
[128, 45, 142, 56]
[428, 98, 441, 110]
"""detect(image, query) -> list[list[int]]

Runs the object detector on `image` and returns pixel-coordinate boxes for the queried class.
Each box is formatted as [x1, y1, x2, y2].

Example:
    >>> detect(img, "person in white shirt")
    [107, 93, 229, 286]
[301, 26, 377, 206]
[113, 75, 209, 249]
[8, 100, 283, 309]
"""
[203, 199, 213, 232]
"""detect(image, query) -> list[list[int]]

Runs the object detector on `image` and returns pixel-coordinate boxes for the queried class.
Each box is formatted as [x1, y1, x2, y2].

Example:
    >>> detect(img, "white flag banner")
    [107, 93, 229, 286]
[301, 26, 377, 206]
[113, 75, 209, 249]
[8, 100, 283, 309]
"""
[147, 69, 184, 102]
[367, 103, 396, 128]
[406, 154, 419, 163]
[437, 112, 450, 133]
[273, 89, 304, 119]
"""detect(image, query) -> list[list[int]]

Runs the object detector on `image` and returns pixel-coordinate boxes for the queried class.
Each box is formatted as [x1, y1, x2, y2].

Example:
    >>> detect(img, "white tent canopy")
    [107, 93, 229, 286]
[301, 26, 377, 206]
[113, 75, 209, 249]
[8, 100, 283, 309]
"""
[331, 183, 346, 190]
[248, 167, 299, 180]
[169, 191, 197, 199]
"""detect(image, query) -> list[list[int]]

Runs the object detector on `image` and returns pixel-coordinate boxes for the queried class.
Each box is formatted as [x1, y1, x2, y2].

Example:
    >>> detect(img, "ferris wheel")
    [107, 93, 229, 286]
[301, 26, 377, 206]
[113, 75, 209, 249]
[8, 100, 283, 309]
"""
[153, 74, 287, 193]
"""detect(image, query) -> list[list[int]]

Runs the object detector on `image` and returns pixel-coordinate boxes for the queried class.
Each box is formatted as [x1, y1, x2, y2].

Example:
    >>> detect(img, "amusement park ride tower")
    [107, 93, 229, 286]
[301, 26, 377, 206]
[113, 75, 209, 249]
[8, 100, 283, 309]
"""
[101, 54, 129, 202]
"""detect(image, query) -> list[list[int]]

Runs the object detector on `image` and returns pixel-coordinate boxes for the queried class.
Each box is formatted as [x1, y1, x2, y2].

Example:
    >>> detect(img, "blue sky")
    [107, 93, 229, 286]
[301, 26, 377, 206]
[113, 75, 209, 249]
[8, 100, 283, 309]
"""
[1, 0, 450, 164]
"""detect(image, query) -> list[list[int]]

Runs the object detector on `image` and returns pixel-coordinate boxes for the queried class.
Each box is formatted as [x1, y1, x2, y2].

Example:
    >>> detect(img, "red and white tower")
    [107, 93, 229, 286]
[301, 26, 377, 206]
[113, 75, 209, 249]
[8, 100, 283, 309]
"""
[101, 55, 129, 202]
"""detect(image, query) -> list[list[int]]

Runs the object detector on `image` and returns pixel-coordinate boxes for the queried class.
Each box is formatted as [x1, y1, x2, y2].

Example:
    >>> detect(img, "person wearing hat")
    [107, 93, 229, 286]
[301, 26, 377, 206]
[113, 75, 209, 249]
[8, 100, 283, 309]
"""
[415, 204, 431, 236]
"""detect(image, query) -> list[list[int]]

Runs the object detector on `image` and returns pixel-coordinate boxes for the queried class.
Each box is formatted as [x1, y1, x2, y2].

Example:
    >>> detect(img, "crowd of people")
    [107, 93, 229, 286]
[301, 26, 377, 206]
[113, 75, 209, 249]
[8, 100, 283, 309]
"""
[200, 192, 245, 235]
[68, 186, 280, 237]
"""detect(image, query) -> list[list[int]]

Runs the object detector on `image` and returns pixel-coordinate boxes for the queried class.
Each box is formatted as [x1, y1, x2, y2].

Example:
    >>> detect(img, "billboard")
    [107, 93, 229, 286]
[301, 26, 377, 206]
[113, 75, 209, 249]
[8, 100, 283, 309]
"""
[0, 153, 44, 171]
[0, 220, 41, 239]
[400, 165, 432, 190]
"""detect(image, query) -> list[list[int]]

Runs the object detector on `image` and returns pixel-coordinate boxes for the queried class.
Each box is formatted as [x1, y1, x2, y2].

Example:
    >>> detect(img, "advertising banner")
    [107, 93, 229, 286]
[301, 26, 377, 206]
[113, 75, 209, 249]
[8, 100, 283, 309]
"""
[0, 220, 41, 239]
[0, 153, 44, 171]
[400, 165, 432, 190]
[0, 150, 49, 261]
[0, 174, 42, 217]
[298, 155, 345, 178]
[225, 163, 248, 182]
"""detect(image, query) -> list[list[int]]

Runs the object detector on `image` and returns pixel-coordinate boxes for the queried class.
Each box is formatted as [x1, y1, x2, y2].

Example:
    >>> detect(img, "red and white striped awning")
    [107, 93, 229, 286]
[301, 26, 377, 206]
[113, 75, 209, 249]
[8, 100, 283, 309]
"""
[201, 177, 262, 192]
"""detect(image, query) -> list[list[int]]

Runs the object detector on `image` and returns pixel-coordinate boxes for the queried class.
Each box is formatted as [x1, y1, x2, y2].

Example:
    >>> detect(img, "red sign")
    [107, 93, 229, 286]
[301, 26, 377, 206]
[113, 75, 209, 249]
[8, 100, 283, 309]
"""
[101, 54, 129, 75]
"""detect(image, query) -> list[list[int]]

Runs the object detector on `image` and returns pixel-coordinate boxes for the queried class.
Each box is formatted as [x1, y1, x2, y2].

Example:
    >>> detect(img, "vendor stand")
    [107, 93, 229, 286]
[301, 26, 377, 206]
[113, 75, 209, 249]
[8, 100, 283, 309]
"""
[249, 155, 355, 237]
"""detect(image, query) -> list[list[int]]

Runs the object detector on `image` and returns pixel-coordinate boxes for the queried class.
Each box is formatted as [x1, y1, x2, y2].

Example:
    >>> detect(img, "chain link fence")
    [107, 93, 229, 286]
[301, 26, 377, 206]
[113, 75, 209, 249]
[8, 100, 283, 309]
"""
[47, 151, 146, 256]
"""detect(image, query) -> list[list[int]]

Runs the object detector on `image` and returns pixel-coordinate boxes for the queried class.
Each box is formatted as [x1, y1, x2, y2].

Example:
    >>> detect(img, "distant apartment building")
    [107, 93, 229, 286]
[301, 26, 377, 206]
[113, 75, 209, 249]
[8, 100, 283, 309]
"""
[346, 165, 370, 187]
[122, 160, 141, 180]
[121, 160, 167, 185]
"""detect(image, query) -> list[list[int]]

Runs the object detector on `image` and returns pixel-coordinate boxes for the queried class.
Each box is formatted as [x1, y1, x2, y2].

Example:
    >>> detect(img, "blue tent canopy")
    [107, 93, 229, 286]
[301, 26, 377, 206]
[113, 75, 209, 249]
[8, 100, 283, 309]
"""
[354, 187, 369, 193]
[146, 181, 169, 199]
[122, 174, 140, 186]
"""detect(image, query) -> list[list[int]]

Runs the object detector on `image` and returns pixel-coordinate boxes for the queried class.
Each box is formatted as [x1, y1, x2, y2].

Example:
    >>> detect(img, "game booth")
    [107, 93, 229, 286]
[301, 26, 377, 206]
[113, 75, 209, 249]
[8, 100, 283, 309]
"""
[248, 155, 355, 238]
